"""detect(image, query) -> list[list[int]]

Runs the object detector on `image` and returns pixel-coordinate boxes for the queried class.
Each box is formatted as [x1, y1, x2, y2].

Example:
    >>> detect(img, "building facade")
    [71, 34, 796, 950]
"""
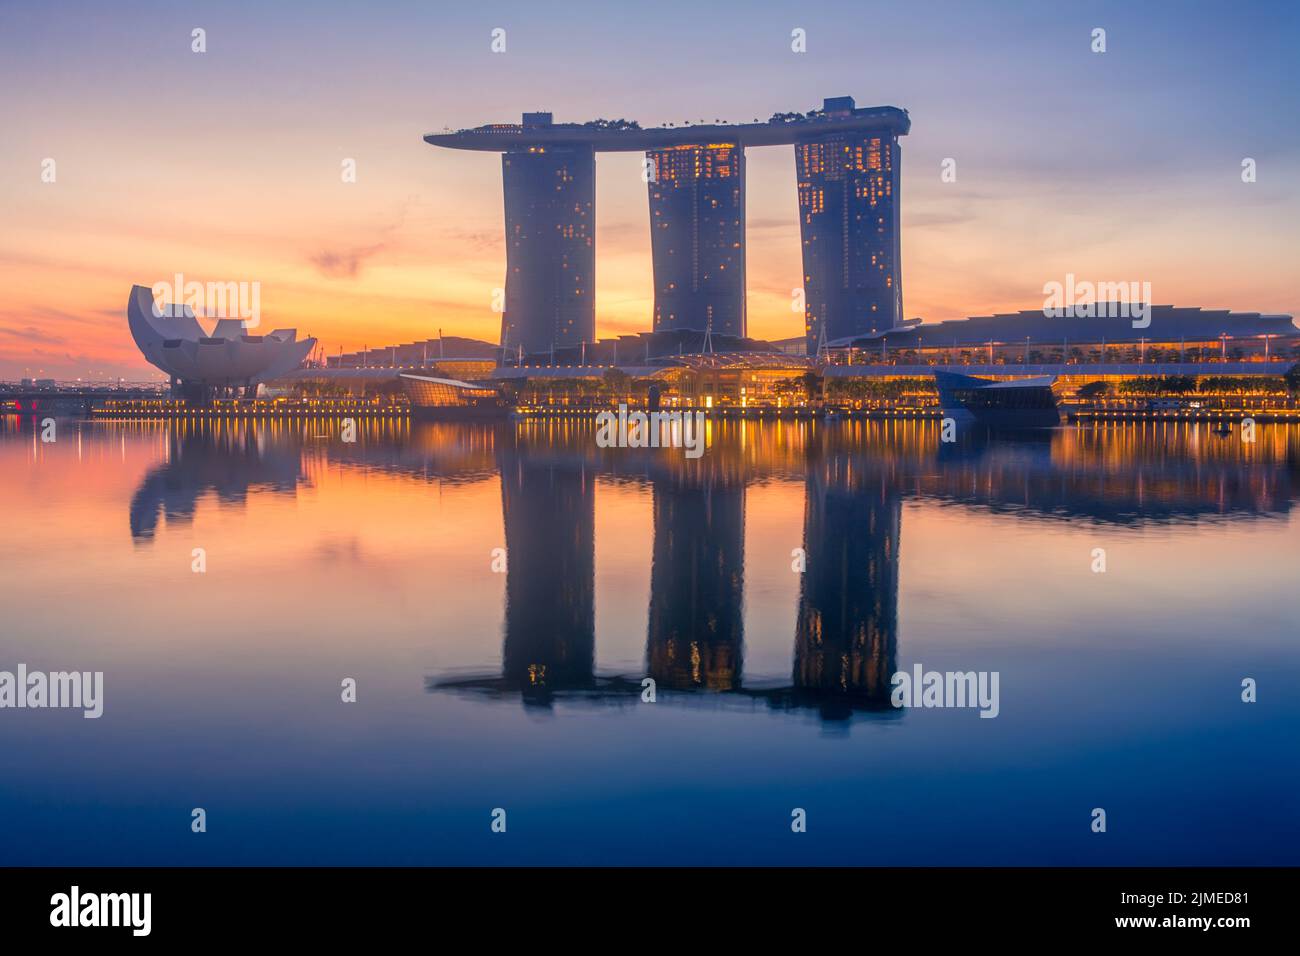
[796, 96, 904, 354]
[426, 100, 911, 358]
[826, 306, 1300, 365]
[647, 143, 746, 337]
[500, 143, 596, 355]
[125, 284, 315, 401]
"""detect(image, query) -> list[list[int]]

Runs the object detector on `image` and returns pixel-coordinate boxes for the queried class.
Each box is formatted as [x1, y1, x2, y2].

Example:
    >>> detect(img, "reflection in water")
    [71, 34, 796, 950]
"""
[4, 413, 1297, 865]
[787, 431, 900, 720]
[427, 419, 1299, 723]
[118, 418, 1300, 724]
[496, 431, 595, 703]
[930, 424, 1296, 523]
[647, 456, 745, 692]
[129, 423, 306, 540]
[324, 419, 498, 485]
[127, 418, 501, 541]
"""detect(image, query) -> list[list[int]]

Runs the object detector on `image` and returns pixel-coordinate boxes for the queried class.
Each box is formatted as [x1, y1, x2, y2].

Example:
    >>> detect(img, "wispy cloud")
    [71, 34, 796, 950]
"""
[0, 325, 68, 345]
[308, 242, 390, 279]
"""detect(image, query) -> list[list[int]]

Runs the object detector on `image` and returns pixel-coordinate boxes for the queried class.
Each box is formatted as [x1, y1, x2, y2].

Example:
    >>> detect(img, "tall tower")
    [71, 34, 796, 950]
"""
[500, 138, 596, 354]
[425, 101, 908, 354]
[646, 143, 746, 337]
[796, 96, 903, 355]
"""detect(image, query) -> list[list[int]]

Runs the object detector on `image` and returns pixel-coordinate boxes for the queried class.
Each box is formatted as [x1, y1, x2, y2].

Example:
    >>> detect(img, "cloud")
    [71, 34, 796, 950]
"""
[441, 229, 502, 253]
[307, 201, 420, 279]
[0, 324, 68, 345]
[308, 242, 390, 279]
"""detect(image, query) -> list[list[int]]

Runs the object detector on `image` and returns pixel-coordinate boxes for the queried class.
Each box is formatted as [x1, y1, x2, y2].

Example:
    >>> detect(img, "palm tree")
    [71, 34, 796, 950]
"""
[1284, 361, 1300, 396]
[602, 367, 630, 401]
[801, 371, 825, 403]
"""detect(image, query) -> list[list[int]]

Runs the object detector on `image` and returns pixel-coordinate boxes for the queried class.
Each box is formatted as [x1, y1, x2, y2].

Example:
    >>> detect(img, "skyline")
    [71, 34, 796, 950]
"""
[2, 0, 1299, 380]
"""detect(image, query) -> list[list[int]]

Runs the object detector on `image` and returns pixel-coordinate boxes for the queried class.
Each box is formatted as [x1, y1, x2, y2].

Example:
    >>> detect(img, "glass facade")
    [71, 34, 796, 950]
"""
[646, 143, 746, 337]
[430, 103, 913, 358]
[501, 145, 596, 355]
[796, 129, 903, 354]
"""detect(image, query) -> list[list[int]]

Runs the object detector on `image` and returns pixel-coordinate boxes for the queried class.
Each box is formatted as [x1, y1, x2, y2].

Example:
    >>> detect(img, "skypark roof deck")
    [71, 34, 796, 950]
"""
[424, 103, 911, 152]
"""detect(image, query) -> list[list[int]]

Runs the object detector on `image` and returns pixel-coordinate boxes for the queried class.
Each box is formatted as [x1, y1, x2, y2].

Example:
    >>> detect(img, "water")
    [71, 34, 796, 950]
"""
[1, 416, 1296, 865]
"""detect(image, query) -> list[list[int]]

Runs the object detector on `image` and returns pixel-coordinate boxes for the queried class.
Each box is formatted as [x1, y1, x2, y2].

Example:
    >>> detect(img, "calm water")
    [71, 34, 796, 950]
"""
[1, 415, 1296, 865]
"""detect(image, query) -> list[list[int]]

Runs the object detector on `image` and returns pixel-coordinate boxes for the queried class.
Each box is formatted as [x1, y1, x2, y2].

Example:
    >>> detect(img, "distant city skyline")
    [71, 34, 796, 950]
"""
[1, 0, 1298, 379]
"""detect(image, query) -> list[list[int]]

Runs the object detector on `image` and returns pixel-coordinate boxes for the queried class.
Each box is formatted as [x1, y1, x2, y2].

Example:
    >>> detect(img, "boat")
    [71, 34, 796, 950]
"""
[933, 371, 1062, 428]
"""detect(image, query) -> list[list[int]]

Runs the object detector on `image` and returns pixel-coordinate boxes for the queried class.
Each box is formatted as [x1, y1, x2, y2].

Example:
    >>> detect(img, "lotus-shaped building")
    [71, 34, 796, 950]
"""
[127, 285, 316, 399]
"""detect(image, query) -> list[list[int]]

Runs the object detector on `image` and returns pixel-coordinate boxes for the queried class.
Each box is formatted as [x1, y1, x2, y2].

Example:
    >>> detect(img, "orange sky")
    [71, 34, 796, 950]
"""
[2, 2, 1297, 380]
[5, 137, 1296, 382]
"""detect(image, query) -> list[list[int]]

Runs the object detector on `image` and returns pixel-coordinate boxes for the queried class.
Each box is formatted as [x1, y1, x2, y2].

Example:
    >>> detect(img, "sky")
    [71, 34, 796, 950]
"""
[1, 0, 1297, 380]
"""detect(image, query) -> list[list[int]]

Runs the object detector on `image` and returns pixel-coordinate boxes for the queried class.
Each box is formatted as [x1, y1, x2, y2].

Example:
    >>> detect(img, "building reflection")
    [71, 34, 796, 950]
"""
[127, 418, 503, 541]
[427, 419, 1300, 722]
[129, 421, 306, 540]
[118, 418, 1300, 723]
[495, 431, 597, 704]
[645, 457, 745, 691]
[431, 426, 906, 723]
[324, 420, 498, 485]
[929, 422, 1297, 523]
[499, 431, 597, 704]
[782, 433, 900, 719]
